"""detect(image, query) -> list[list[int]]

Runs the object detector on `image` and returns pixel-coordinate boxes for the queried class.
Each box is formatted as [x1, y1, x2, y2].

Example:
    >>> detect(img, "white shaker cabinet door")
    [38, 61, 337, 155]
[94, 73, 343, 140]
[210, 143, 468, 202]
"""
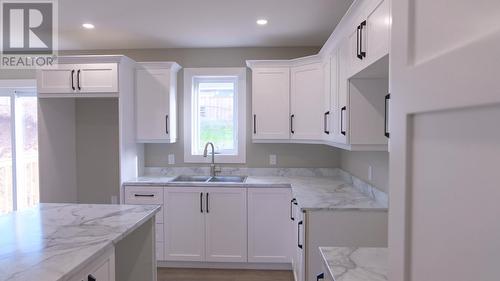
[37, 64, 77, 94]
[204, 188, 247, 262]
[290, 63, 324, 141]
[76, 63, 118, 93]
[247, 188, 293, 263]
[252, 67, 290, 140]
[389, 0, 500, 280]
[164, 187, 205, 261]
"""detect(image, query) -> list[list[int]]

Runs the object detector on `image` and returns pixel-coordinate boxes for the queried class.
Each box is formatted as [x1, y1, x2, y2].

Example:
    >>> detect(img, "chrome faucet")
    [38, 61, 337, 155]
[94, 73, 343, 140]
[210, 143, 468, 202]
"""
[203, 142, 221, 177]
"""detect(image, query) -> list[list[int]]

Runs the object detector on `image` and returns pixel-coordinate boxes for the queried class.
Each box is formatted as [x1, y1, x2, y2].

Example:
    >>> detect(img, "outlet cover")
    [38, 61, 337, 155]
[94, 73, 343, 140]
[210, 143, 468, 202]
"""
[368, 165, 373, 181]
[168, 154, 175, 165]
[111, 195, 118, 204]
[269, 154, 277, 165]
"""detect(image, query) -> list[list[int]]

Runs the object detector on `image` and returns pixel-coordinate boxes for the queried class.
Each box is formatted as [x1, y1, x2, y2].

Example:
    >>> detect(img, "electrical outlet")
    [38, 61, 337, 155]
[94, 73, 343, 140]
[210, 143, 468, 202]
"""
[368, 165, 373, 181]
[111, 195, 118, 204]
[168, 154, 175, 165]
[269, 154, 277, 165]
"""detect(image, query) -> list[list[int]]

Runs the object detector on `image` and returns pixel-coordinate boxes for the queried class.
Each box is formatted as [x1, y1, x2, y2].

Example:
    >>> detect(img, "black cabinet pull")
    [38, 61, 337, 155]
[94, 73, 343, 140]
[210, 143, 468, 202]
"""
[317, 273, 325, 281]
[290, 198, 296, 221]
[165, 114, 169, 135]
[206, 192, 209, 213]
[297, 220, 303, 249]
[134, 194, 154, 197]
[77, 69, 81, 90]
[324, 111, 330, 134]
[290, 114, 295, 134]
[360, 20, 367, 58]
[88, 274, 96, 281]
[71, 70, 76, 90]
[200, 192, 203, 213]
[340, 106, 346, 136]
[385, 94, 390, 138]
[356, 25, 362, 60]
[253, 114, 256, 134]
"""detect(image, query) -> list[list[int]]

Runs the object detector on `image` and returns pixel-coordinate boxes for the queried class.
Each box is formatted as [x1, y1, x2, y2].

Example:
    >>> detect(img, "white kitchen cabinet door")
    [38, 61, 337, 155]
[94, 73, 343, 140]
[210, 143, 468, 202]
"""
[389, 0, 500, 281]
[251, 68, 290, 140]
[76, 63, 118, 93]
[205, 188, 247, 262]
[365, 0, 390, 64]
[335, 40, 350, 145]
[164, 187, 205, 262]
[327, 51, 340, 143]
[247, 188, 292, 263]
[136, 66, 177, 143]
[294, 210, 305, 281]
[322, 59, 332, 140]
[290, 63, 324, 140]
[37, 64, 77, 94]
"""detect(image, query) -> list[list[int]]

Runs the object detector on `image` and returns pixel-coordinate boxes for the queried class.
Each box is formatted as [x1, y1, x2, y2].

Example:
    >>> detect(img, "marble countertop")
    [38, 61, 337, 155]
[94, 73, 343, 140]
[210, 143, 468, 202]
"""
[319, 247, 388, 281]
[124, 175, 387, 211]
[0, 203, 160, 281]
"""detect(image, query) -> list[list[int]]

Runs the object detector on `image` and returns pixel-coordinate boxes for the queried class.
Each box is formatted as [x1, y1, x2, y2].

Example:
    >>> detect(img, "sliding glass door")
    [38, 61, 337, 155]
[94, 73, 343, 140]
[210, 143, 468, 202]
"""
[0, 88, 38, 214]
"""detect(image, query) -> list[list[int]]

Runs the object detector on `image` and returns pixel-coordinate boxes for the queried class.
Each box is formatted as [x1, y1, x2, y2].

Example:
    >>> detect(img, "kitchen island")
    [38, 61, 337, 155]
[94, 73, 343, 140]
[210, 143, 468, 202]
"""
[0, 203, 160, 281]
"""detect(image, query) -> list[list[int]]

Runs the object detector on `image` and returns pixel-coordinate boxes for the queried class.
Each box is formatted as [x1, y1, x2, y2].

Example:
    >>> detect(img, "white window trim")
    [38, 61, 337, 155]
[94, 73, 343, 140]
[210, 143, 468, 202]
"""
[183, 67, 246, 163]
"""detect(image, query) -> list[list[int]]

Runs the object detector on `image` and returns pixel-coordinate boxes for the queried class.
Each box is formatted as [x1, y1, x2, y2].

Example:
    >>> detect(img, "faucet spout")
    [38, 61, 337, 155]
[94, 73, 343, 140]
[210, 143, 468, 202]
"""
[203, 142, 219, 177]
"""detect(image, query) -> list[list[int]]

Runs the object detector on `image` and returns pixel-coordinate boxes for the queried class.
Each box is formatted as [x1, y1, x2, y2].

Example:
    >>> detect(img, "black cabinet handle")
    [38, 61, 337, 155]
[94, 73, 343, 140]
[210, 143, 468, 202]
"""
[200, 192, 203, 213]
[340, 106, 346, 136]
[360, 20, 367, 58]
[385, 94, 390, 138]
[206, 192, 209, 213]
[253, 114, 256, 134]
[356, 25, 362, 60]
[77, 69, 81, 90]
[324, 111, 330, 134]
[88, 274, 96, 281]
[165, 114, 169, 135]
[71, 70, 76, 90]
[290, 198, 296, 221]
[134, 194, 154, 197]
[297, 220, 303, 249]
[317, 273, 324, 281]
[290, 114, 295, 134]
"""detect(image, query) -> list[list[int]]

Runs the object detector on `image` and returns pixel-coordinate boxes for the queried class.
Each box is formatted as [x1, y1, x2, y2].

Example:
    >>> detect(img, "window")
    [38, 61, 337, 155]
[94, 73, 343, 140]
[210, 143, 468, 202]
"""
[184, 68, 246, 163]
[0, 81, 38, 214]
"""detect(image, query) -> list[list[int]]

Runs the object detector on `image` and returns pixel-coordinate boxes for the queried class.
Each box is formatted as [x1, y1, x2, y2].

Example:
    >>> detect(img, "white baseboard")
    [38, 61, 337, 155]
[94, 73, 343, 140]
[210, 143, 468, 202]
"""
[157, 261, 292, 270]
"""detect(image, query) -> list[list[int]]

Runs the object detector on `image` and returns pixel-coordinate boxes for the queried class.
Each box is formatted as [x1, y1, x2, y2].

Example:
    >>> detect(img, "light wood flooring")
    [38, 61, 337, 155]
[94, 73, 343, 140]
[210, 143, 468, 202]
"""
[157, 268, 294, 281]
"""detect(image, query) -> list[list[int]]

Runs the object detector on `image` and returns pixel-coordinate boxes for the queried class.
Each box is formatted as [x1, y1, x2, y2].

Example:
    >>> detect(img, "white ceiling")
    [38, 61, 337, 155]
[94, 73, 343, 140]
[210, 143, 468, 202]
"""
[58, 0, 354, 50]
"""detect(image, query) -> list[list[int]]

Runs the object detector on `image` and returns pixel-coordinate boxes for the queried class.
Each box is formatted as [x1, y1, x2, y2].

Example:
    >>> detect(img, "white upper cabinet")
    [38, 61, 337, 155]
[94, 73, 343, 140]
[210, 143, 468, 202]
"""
[135, 62, 181, 143]
[37, 63, 118, 95]
[251, 67, 290, 140]
[349, 0, 391, 76]
[290, 62, 324, 141]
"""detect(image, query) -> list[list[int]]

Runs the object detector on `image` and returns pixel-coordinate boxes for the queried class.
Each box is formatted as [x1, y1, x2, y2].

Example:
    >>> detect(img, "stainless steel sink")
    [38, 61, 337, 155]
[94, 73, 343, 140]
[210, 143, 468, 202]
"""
[171, 175, 211, 182]
[170, 175, 247, 183]
[208, 176, 247, 183]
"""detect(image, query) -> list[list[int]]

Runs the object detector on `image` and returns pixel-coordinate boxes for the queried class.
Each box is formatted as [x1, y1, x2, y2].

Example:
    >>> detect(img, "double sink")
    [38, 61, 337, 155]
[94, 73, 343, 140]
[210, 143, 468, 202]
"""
[171, 175, 247, 183]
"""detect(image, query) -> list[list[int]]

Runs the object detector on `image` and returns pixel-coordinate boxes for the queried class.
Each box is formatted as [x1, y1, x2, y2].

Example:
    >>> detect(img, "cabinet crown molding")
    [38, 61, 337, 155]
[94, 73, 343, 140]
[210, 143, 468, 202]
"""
[136, 61, 182, 72]
[57, 55, 135, 65]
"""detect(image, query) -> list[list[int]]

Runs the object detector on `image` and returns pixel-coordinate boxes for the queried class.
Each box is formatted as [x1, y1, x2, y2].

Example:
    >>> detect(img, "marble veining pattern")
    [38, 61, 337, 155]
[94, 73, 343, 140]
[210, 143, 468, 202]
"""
[0, 203, 160, 281]
[319, 247, 388, 281]
[124, 168, 388, 211]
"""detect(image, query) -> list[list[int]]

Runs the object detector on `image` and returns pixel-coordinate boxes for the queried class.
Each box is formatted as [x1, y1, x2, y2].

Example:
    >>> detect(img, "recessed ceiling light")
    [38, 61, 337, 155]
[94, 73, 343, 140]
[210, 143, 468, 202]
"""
[82, 23, 95, 29]
[256, 19, 268, 26]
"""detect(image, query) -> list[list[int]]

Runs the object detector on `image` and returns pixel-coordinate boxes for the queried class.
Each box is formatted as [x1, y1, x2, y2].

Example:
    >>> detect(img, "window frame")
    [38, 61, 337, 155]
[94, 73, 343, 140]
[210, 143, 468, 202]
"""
[183, 68, 246, 163]
[0, 79, 37, 213]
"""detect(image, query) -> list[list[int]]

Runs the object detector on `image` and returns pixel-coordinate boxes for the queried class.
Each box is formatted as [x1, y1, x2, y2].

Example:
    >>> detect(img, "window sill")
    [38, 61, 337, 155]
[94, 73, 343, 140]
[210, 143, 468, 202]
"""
[183, 154, 246, 164]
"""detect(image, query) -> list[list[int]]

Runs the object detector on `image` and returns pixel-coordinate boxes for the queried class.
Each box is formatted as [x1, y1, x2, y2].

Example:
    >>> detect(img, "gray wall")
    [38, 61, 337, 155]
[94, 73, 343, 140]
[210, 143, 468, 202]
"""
[340, 151, 389, 192]
[61, 47, 341, 168]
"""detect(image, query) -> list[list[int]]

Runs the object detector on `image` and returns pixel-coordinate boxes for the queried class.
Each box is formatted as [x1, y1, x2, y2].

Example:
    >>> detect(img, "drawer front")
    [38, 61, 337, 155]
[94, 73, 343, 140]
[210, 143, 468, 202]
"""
[124, 187, 163, 205]
[156, 224, 164, 242]
[156, 242, 165, 261]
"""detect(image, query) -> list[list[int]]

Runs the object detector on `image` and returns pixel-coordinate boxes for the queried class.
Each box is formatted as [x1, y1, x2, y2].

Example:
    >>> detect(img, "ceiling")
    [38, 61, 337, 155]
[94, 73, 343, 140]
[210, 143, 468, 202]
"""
[58, 0, 354, 50]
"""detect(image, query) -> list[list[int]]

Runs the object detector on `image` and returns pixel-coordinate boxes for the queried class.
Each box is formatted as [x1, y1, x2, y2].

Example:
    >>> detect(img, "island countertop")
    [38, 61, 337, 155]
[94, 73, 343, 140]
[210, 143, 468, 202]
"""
[0, 203, 160, 281]
[319, 247, 388, 281]
[124, 175, 388, 211]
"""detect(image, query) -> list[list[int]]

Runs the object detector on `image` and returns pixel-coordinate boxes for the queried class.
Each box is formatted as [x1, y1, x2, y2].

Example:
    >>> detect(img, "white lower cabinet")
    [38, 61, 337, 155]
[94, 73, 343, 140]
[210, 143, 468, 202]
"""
[247, 188, 293, 263]
[164, 187, 247, 263]
[69, 247, 115, 281]
[205, 188, 247, 262]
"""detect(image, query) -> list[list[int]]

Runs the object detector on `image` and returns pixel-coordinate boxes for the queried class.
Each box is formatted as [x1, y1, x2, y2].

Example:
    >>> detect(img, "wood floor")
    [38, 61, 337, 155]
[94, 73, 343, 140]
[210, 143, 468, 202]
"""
[157, 268, 294, 281]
